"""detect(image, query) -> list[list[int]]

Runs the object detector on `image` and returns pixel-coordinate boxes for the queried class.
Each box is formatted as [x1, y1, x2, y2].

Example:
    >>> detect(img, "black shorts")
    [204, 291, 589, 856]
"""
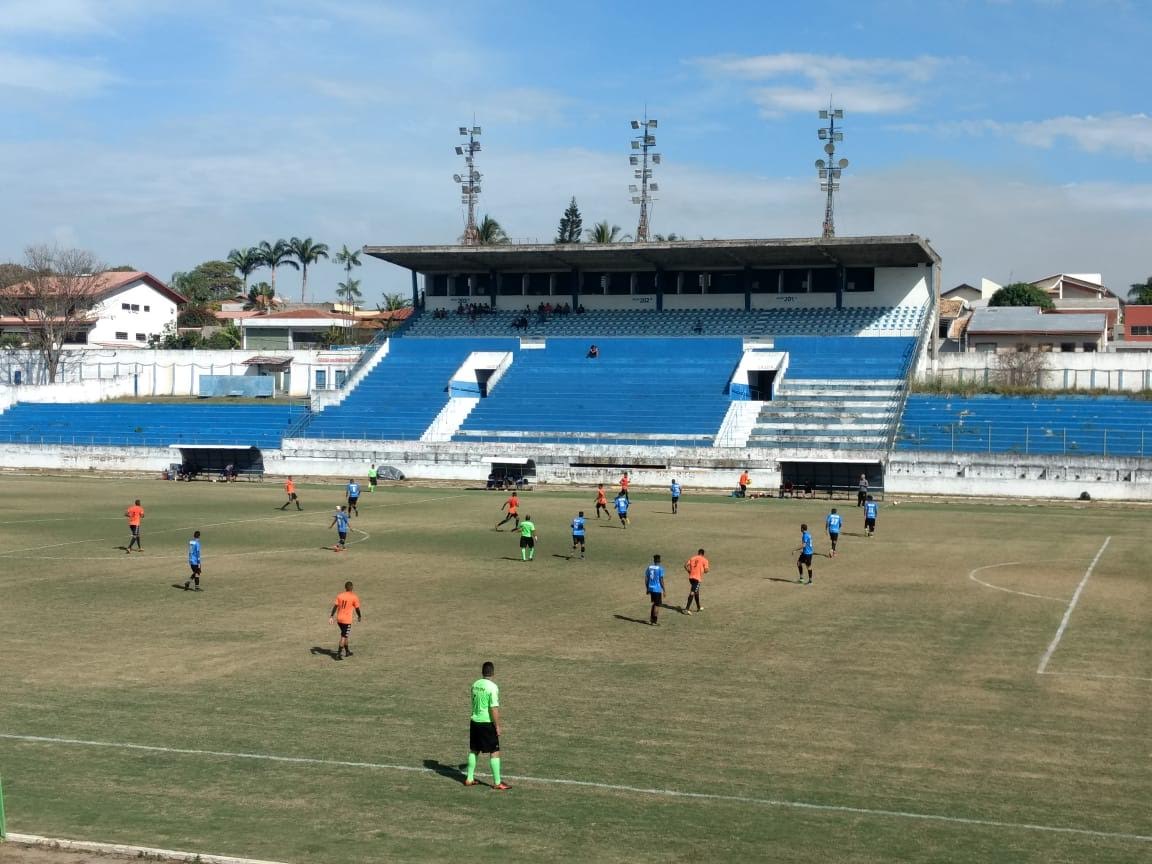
[649, 591, 663, 604]
[129, 525, 140, 537]
[469, 720, 500, 754]
[865, 518, 876, 531]
[617, 511, 628, 519]
[338, 622, 352, 637]
[798, 553, 813, 566]
[189, 563, 201, 575]
[687, 579, 700, 593]
[519, 536, 535, 549]
[572, 534, 584, 545]
[348, 497, 359, 507]
[828, 532, 839, 543]
[369, 476, 378, 486]
[288, 492, 298, 500]
[338, 531, 347, 542]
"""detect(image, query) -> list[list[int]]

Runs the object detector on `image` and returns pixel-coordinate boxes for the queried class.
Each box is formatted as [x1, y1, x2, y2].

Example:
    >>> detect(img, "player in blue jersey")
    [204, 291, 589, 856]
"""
[346, 479, 361, 517]
[645, 554, 665, 625]
[864, 496, 878, 537]
[183, 530, 202, 591]
[570, 511, 586, 559]
[795, 523, 814, 584]
[670, 479, 681, 514]
[614, 492, 630, 529]
[825, 508, 842, 557]
[330, 505, 350, 551]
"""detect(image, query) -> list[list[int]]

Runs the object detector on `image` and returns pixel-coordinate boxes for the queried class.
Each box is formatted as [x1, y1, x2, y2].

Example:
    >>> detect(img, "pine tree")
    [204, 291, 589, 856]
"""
[555, 197, 583, 244]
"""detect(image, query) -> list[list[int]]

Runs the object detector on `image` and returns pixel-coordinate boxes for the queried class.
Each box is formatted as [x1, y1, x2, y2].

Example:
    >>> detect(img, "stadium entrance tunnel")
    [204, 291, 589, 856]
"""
[170, 445, 265, 480]
[779, 460, 883, 499]
[488, 457, 536, 487]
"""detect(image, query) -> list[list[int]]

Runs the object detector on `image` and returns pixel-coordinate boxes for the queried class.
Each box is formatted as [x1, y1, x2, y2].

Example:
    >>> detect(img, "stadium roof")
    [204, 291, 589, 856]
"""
[364, 235, 939, 273]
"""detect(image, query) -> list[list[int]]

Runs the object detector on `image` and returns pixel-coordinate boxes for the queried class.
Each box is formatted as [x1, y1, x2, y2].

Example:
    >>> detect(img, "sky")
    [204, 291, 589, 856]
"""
[1, 0, 1150, 302]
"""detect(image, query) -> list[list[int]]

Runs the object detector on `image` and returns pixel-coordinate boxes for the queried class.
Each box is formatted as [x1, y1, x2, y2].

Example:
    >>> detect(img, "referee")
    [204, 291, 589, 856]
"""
[464, 661, 510, 790]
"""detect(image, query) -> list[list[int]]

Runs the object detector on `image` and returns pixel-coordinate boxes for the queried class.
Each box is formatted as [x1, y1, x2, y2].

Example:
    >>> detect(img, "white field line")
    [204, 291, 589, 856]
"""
[5, 833, 291, 864]
[1040, 671, 1152, 683]
[0, 493, 470, 558]
[1, 732, 1150, 844]
[1037, 537, 1112, 675]
[967, 561, 1067, 602]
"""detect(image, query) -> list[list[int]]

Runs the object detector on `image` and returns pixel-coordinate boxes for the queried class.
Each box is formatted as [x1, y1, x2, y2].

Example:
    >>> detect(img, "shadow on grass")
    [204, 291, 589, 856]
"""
[613, 614, 653, 626]
[423, 759, 470, 784]
[309, 646, 341, 661]
[766, 577, 803, 584]
[169, 583, 192, 591]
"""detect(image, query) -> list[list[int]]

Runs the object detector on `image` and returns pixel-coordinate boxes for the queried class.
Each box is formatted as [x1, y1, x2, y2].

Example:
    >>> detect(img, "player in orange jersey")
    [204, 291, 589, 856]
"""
[495, 491, 520, 531]
[682, 548, 710, 615]
[125, 499, 144, 553]
[594, 484, 609, 519]
[738, 470, 750, 498]
[619, 471, 630, 500]
[280, 476, 302, 510]
[329, 581, 362, 660]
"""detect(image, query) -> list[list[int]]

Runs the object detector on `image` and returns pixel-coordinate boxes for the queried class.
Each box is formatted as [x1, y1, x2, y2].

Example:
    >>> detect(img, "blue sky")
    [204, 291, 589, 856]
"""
[1, 0, 1150, 301]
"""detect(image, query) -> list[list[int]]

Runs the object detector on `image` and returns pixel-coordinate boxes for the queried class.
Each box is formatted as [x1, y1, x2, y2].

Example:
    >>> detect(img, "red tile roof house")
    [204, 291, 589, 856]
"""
[0, 271, 186, 348]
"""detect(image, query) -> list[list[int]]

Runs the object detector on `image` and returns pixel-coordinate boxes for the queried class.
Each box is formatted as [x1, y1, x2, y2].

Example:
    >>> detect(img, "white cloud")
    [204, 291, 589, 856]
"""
[0, 0, 165, 36]
[0, 49, 113, 93]
[696, 52, 943, 115]
[1001, 114, 1152, 159]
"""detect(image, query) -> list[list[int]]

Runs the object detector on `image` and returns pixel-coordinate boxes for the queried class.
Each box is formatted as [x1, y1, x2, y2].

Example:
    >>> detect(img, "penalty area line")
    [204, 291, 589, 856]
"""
[4, 833, 291, 864]
[1037, 536, 1111, 675]
[1, 732, 1150, 844]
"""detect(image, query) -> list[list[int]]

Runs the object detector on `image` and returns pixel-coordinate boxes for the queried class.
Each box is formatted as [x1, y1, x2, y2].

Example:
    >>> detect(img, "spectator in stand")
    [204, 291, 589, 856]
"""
[586, 344, 599, 359]
[577, 304, 585, 314]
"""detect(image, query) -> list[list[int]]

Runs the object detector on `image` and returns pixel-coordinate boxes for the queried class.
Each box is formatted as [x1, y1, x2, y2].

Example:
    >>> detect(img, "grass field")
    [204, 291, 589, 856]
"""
[0, 475, 1148, 863]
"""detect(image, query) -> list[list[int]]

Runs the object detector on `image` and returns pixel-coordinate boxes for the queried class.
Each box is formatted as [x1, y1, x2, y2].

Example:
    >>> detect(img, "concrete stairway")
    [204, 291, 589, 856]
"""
[747, 379, 903, 450]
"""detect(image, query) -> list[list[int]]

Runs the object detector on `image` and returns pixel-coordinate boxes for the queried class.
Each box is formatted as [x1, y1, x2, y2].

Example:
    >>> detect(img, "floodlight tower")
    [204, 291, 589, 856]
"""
[454, 125, 483, 245]
[815, 107, 848, 239]
[629, 114, 661, 242]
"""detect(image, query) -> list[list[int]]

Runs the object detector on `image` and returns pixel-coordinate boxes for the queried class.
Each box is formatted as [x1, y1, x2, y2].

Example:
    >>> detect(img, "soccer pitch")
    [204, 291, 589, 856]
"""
[0, 475, 1148, 864]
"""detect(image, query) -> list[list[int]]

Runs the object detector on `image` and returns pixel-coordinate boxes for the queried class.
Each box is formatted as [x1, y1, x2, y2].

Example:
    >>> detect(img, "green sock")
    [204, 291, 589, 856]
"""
[491, 757, 501, 785]
[466, 752, 477, 782]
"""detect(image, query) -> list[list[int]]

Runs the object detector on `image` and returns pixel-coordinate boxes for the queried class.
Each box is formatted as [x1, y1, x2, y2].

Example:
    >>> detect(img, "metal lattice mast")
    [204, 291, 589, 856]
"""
[816, 106, 848, 239]
[629, 113, 661, 242]
[454, 124, 482, 245]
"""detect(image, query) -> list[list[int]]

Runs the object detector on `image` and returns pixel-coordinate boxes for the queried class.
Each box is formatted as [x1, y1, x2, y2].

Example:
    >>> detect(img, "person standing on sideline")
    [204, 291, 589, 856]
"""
[795, 523, 814, 584]
[518, 515, 537, 561]
[570, 511, 586, 559]
[125, 499, 144, 553]
[464, 661, 509, 790]
[682, 548, 709, 614]
[864, 495, 879, 537]
[738, 470, 750, 498]
[346, 479, 361, 516]
[280, 476, 302, 510]
[328, 581, 361, 659]
[857, 474, 869, 507]
[495, 490, 520, 531]
[614, 491, 630, 529]
[670, 479, 682, 514]
[645, 554, 666, 626]
[619, 471, 630, 500]
[368, 463, 378, 493]
[329, 505, 350, 551]
[594, 484, 609, 519]
[825, 508, 842, 557]
[183, 530, 202, 590]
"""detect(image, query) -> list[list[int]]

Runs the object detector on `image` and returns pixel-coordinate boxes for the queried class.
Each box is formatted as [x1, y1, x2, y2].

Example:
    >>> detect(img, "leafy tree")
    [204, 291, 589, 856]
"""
[244, 281, 276, 311]
[177, 304, 221, 328]
[555, 197, 583, 244]
[202, 322, 242, 349]
[1128, 276, 1152, 305]
[988, 282, 1054, 310]
[475, 214, 510, 245]
[256, 240, 299, 295]
[0, 262, 30, 289]
[170, 260, 242, 305]
[149, 321, 200, 349]
[336, 277, 363, 307]
[227, 247, 262, 291]
[585, 220, 631, 244]
[320, 323, 351, 348]
[379, 292, 411, 311]
[107, 264, 137, 272]
[0, 245, 104, 382]
[288, 236, 329, 303]
[653, 232, 682, 242]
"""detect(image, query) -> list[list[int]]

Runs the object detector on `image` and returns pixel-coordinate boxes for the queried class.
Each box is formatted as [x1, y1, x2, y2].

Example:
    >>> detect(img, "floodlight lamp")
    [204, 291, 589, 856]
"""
[632, 197, 642, 204]
[652, 154, 661, 164]
[830, 169, 841, 178]
[649, 182, 659, 191]
[649, 119, 658, 128]
[816, 159, 826, 169]
[631, 120, 640, 129]
[645, 135, 656, 145]
[824, 142, 835, 154]
[833, 109, 843, 119]
[819, 110, 829, 119]
[833, 132, 843, 141]
[459, 127, 468, 135]
[629, 184, 638, 192]
[473, 143, 482, 151]
[473, 126, 482, 134]
[819, 129, 828, 139]
[630, 156, 639, 165]
[632, 140, 640, 149]
[453, 174, 462, 182]
[455, 146, 464, 155]
[838, 158, 849, 168]
[473, 186, 481, 194]
[818, 169, 827, 179]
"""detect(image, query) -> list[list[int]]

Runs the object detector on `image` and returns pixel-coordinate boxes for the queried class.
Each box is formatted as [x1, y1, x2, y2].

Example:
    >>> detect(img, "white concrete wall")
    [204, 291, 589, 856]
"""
[578, 295, 658, 310]
[751, 293, 837, 310]
[859, 267, 929, 309]
[927, 351, 1152, 391]
[88, 280, 179, 347]
[663, 293, 745, 310]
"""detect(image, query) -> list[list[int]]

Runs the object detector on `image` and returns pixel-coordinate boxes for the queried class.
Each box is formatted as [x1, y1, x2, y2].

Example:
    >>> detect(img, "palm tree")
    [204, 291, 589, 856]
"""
[333, 245, 362, 294]
[475, 214, 510, 245]
[1128, 276, 1152, 305]
[288, 236, 329, 303]
[336, 277, 363, 307]
[256, 240, 298, 295]
[585, 221, 631, 243]
[653, 232, 682, 242]
[227, 247, 261, 292]
[244, 281, 276, 311]
[379, 292, 411, 311]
